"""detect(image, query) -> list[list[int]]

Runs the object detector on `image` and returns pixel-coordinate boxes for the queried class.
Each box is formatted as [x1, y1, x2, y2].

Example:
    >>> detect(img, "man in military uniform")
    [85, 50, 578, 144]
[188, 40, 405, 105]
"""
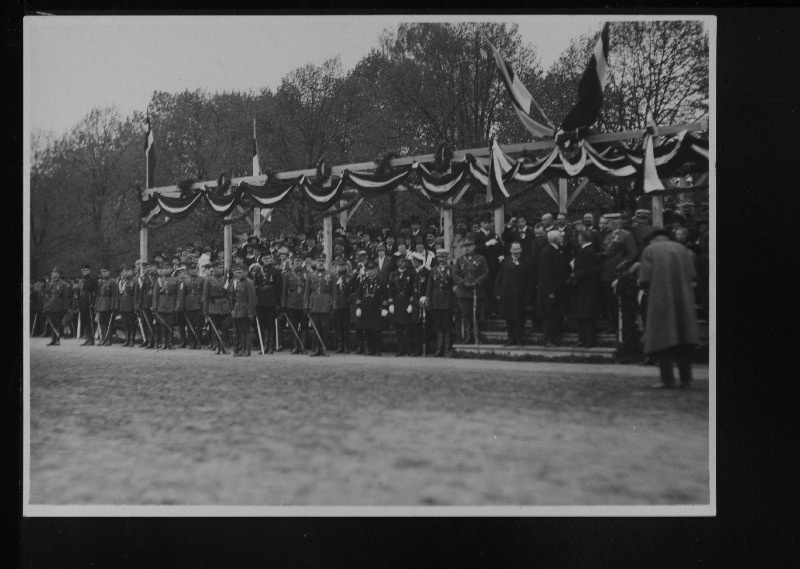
[599, 213, 638, 334]
[152, 262, 180, 349]
[229, 264, 257, 357]
[409, 252, 430, 356]
[425, 248, 455, 356]
[331, 257, 355, 353]
[95, 265, 119, 346]
[42, 267, 71, 346]
[355, 261, 389, 356]
[179, 261, 205, 349]
[388, 256, 417, 356]
[304, 254, 335, 357]
[116, 264, 138, 347]
[76, 264, 97, 346]
[136, 261, 158, 349]
[202, 261, 232, 355]
[282, 256, 307, 354]
[452, 233, 489, 344]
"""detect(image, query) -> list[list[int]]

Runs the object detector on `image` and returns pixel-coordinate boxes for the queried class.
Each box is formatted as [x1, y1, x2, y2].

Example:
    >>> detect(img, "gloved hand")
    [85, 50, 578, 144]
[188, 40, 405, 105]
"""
[389, 304, 395, 314]
[406, 304, 413, 314]
[381, 308, 389, 318]
[356, 308, 362, 318]
[419, 296, 427, 306]
[485, 238, 497, 246]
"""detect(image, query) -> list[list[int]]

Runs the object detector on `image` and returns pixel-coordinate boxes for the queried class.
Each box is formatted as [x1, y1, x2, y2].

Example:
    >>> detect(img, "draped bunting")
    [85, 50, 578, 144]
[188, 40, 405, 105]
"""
[141, 131, 708, 221]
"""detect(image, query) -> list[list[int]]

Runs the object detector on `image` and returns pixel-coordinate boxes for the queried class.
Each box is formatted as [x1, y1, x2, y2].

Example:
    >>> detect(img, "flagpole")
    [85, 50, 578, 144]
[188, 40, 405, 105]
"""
[252, 118, 261, 238]
[140, 110, 150, 270]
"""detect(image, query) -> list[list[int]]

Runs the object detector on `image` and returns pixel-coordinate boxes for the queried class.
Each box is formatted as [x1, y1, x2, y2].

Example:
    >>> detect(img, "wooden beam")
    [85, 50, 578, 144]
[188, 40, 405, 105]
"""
[558, 178, 568, 214]
[253, 208, 261, 237]
[223, 219, 233, 272]
[694, 172, 708, 187]
[543, 182, 559, 206]
[139, 226, 148, 269]
[452, 183, 471, 205]
[144, 121, 707, 197]
[442, 203, 453, 259]
[345, 197, 365, 225]
[566, 178, 590, 208]
[323, 215, 333, 272]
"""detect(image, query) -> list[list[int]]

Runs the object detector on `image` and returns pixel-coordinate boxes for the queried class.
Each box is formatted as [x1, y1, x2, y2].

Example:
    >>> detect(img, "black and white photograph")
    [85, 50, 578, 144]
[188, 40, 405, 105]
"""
[22, 14, 715, 515]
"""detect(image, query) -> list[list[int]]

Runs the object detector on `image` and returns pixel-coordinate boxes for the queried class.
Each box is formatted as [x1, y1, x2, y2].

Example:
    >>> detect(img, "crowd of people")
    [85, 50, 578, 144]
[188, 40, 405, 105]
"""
[30, 202, 709, 381]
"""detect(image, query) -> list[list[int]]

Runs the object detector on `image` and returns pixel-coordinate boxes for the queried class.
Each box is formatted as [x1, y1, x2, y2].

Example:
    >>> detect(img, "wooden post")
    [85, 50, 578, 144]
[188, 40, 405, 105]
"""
[139, 225, 148, 274]
[323, 215, 333, 271]
[652, 194, 664, 228]
[558, 178, 568, 215]
[338, 199, 348, 230]
[223, 218, 233, 272]
[493, 205, 504, 237]
[442, 203, 453, 258]
[253, 208, 261, 238]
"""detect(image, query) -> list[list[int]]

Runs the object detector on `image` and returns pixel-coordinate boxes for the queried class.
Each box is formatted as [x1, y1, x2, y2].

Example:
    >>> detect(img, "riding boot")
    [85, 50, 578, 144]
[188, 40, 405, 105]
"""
[178, 326, 187, 348]
[242, 332, 251, 357]
[355, 330, 364, 355]
[443, 330, 451, 356]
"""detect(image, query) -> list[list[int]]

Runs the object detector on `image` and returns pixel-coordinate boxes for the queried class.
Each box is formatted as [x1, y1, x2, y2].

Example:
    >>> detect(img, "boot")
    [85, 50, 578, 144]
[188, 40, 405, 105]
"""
[46, 336, 58, 346]
[435, 331, 444, 357]
[443, 331, 451, 356]
[242, 333, 251, 357]
[355, 332, 364, 355]
[178, 327, 187, 348]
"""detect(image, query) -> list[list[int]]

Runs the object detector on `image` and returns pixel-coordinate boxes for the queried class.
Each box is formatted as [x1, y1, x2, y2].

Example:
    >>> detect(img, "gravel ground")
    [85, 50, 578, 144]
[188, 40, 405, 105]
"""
[28, 338, 710, 506]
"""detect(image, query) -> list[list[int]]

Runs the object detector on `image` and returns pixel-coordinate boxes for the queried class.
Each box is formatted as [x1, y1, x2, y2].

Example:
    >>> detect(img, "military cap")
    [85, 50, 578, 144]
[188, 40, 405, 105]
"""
[357, 249, 368, 257]
[278, 246, 290, 256]
[81, 263, 91, 270]
[248, 263, 262, 273]
[397, 256, 410, 265]
[232, 263, 246, 272]
[51, 266, 63, 275]
[365, 261, 378, 270]
[605, 213, 621, 219]
[410, 252, 425, 262]
[635, 209, 652, 218]
[436, 248, 449, 256]
[333, 236, 345, 245]
[462, 233, 476, 245]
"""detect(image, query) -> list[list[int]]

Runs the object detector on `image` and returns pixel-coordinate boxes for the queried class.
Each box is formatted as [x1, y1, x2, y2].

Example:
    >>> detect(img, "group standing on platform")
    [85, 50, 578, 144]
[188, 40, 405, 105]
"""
[30, 205, 709, 382]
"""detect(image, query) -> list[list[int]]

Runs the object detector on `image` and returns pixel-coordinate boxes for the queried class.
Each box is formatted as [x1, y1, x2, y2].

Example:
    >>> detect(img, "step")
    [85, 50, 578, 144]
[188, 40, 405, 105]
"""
[451, 343, 617, 361]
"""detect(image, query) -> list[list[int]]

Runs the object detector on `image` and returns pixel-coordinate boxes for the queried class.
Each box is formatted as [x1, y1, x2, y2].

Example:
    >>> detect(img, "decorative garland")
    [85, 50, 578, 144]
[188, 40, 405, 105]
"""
[141, 132, 708, 224]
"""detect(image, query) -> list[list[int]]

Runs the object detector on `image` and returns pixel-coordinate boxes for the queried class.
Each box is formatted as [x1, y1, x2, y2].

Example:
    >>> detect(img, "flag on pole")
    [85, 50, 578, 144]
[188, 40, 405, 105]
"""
[487, 138, 512, 202]
[483, 34, 555, 139]
[252, 118, 262, 177]
[145, 111, 157, 189]
[560, 23, 610, 133]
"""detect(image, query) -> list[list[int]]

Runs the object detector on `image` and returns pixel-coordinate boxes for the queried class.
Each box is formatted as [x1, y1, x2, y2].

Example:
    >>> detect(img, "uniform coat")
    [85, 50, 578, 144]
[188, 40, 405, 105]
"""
[202, 276, 232, 316]
[638, 239, 701, 355]
[43, 279, 71, 313]
[282, 268, 307, 310]
[180, 276, 205, 311]
[230, 278, 257, 319]
[116, 277, 137, 312]
[425, 265, 455, 310]
[95, 277, 119, 312]
[305, 270, 336, 313]
[76, 275, 97, 312]
[600, 229, 638, 282]
[569, 244, 601, 320]
[260, 267, 283, 307]
[356, 276, 389, 330]
[388, 269, 417, 325]
[452, 253, 489, 299]
[152, 276, 181, 313]
[332, 273, 355, 310]
[410, 267, 430, 324]
[494, 257, 534, 321]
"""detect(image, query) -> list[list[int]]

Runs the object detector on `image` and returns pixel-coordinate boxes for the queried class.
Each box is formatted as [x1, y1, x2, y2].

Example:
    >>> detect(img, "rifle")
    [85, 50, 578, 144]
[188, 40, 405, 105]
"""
[255, 315, 265, 355]
[307, 314, 329, 356]
[205, 316, 228, 354]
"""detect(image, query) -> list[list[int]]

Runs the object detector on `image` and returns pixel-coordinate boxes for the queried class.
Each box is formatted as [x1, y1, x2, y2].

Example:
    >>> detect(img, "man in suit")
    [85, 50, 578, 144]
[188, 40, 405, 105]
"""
[495, 242, 534, 346]
[510, 215, 536, 260]
[375, 244, 394, 285]
[452, 233, 489, 344]
[474, 210, 504, 317]
[537, 230, 570, 347]
[569, 230, 602, 347]
[42, 267, 71, 346]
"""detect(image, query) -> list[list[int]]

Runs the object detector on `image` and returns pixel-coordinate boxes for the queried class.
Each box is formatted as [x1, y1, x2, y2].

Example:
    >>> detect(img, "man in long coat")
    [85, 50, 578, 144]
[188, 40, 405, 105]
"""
[638, 230, 701, 388]
[537, 231, 570, 347]
[494, 242, 533, 346]
[388, 256, 417, 356]
[569, 230, 602, 347]
[355, 261, 389, 356]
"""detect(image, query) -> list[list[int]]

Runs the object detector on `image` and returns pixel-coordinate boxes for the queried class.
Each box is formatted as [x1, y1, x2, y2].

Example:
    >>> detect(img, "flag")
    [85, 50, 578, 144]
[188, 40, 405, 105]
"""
[560, 23, 610, 133]
[252, 118, 262, 177]
[484, 34, 555, 139]
[487, 138, 511, 202]
[641, 134, 665, 193]
[145, 111, 157, 189]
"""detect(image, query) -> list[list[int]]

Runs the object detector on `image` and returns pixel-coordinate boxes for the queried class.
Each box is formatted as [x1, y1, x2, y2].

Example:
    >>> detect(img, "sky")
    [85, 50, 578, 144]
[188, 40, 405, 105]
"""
[24, 15, 610, 137]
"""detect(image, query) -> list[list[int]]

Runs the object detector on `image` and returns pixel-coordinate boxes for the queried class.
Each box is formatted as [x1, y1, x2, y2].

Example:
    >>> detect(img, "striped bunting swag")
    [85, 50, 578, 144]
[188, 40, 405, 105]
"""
[484, 34, 555, 139]
[560, 23, 610, 133]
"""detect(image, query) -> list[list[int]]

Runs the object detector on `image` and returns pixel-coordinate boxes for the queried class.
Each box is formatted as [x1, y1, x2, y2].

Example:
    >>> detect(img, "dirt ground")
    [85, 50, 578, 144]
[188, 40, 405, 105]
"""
[27, 338, 710, 506]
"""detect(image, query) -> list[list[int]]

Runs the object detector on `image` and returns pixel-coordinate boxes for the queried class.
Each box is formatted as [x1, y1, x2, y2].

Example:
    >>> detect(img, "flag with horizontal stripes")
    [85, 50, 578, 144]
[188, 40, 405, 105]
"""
[145, 111, 157, 189]
[560, 23, 610, 133]
[484, 34, 555, 139]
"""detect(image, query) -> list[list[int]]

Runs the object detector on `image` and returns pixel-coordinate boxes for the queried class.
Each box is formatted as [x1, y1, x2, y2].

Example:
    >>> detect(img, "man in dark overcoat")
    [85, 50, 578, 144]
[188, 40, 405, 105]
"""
[569, 230, 602, 348]
[495, 242, 534, 346]
[355, 261, 389, 356]
[537, 230, 570, 347]
[388, 256, 417, 356]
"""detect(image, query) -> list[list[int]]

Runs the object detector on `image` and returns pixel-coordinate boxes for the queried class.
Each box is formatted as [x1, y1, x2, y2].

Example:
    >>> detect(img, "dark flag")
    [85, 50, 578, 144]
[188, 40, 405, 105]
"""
[560, 23, 611, 134]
